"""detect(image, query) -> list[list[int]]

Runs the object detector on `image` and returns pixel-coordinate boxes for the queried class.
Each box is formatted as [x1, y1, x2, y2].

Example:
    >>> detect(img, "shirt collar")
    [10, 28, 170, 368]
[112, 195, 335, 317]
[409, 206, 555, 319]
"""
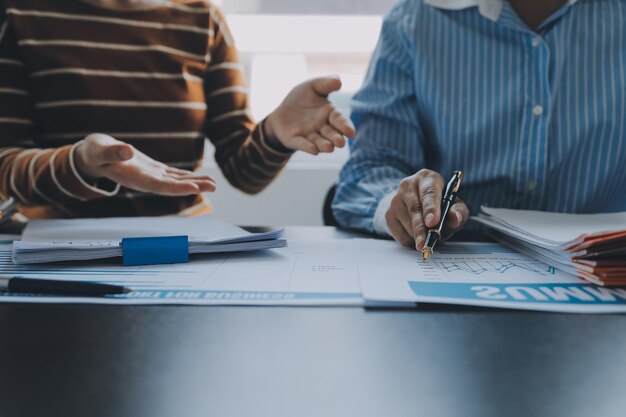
[424, 0, 580, 21]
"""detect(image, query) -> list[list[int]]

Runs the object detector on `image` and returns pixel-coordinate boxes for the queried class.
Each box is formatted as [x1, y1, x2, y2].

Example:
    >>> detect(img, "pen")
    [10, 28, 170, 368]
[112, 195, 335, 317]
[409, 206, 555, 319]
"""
[0, 276, 131, 296]
[0, 197, 16, 224]
[422, 170, 464, 261]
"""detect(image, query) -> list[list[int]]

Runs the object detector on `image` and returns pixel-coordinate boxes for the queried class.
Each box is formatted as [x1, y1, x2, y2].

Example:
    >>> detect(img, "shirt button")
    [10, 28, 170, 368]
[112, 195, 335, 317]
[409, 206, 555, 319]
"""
[531, 36, 541, 47]
[527, 180, 537, 192]
[532, 105, 544, 116]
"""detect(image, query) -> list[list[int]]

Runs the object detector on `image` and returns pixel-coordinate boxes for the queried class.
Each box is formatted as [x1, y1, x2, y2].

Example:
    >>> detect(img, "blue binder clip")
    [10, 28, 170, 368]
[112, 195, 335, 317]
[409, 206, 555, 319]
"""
[121, 235, 189, 266]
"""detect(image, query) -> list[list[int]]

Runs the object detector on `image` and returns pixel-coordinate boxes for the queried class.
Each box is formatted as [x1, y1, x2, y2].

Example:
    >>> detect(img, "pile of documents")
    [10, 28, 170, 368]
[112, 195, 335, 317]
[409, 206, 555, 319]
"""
[474, 207, 626, 286]
[4, 210, 626, 313]
[12, 216, 285, 264]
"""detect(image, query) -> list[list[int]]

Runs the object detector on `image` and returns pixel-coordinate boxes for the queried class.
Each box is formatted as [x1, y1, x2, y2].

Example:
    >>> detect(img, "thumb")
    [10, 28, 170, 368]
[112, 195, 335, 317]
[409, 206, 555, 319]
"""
[310, 76, 342, 97]
[98, 143, 134, 164]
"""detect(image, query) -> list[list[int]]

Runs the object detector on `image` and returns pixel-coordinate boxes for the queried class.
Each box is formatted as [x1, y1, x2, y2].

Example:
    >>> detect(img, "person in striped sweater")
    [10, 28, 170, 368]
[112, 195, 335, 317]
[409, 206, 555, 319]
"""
[0, 0, 355, 218]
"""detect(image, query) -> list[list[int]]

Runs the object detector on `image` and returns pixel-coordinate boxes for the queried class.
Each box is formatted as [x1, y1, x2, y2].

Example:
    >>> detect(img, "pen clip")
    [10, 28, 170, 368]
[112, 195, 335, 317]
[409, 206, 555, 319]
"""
[452, 171, 464, 193]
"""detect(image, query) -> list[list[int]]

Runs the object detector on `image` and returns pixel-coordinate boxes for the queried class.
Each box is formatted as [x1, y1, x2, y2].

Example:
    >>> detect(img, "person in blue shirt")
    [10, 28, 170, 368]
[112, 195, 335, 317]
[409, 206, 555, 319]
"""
[333, 0, 626, 251]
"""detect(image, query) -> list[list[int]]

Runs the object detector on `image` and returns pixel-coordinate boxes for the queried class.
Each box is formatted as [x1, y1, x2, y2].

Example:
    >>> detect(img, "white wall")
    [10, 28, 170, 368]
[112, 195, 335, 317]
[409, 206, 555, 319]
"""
[200, 146, 347, 227]
[202, 14, 383, 226]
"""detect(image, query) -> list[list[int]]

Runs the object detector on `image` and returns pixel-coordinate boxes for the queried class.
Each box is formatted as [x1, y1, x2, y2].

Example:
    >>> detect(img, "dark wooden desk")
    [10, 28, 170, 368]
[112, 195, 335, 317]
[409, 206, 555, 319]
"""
[1, 228, 625, 417]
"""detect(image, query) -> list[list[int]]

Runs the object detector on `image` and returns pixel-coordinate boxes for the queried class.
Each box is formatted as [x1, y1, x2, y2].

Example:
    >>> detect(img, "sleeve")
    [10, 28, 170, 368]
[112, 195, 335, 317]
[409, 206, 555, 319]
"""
[203, 6, 293, 195]
[0, 11, 119, 208]
[332, 1, 427, 233]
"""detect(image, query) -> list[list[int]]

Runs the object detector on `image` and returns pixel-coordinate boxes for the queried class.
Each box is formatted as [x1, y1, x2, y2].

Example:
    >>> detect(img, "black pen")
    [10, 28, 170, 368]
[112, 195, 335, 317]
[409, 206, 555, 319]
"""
[0, 197, 16, 224]
[0, 276, 131, 296]
[422, 171, 464, 261]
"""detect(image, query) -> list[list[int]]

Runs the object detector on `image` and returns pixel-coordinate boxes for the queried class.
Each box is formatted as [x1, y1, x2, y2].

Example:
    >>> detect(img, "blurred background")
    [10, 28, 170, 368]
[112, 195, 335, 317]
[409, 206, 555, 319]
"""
[200, 0, 397, 226]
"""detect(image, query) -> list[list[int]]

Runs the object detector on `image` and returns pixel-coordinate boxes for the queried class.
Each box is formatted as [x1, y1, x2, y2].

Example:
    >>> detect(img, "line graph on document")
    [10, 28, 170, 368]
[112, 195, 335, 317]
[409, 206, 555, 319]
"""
[437, 259, 556, 276]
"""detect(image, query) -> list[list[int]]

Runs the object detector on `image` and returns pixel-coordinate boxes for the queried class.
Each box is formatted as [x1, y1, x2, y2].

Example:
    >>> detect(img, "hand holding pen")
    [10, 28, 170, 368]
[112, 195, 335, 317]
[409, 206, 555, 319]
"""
[384, 169, 469, 254]
[422, 171, 463, 260]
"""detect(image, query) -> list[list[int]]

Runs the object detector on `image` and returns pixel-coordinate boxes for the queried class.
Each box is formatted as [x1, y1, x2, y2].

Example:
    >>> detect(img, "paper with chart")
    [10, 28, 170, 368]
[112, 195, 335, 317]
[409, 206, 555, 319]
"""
[0, 241, 362, 305]
[355, 239, 626, 313]
[473, 207, 626, 286]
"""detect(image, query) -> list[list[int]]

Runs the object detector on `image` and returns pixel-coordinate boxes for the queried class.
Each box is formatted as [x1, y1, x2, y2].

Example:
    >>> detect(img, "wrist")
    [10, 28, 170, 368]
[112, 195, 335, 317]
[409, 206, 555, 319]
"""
[373, 191, 396, 236]
[69, 142, 121, 198]
[73, 140, 100, 181]
[264, 112, 278, 139]
[261, 116, 293, 154]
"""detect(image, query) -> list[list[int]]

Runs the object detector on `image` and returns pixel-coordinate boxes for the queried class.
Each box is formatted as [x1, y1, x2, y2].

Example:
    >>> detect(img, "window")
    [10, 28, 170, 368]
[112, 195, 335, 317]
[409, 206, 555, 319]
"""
[214, 0, 395, 166]
[203, 1, 396, 226]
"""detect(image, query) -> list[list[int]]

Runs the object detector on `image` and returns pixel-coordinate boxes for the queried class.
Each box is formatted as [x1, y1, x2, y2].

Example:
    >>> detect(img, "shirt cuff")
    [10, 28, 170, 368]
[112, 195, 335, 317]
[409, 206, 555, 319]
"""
[373, 190, 396, 237]
[66, 141, 121, 199]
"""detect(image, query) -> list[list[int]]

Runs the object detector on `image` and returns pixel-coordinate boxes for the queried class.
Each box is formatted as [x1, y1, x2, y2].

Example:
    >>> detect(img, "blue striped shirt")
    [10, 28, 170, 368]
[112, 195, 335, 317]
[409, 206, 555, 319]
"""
[332, 0, 626, 234]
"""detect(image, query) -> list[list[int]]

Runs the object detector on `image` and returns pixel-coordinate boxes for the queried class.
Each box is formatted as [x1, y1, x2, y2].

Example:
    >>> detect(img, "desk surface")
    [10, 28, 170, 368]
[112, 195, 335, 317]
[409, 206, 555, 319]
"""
[1, 227, 626, 417]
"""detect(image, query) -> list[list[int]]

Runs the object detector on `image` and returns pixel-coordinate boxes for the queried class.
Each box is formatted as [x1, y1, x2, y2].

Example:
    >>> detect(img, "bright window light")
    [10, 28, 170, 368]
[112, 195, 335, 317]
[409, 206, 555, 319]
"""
[228, 15, 382, 54]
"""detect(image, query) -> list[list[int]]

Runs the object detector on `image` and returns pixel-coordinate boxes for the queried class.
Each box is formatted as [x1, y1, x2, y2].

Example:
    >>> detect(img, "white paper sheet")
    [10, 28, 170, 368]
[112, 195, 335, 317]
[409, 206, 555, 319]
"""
[13, 216, 285, 264]
[475, 207, 626, 246]
[0, 241, 362, 305]
[355, 239, 626, 313]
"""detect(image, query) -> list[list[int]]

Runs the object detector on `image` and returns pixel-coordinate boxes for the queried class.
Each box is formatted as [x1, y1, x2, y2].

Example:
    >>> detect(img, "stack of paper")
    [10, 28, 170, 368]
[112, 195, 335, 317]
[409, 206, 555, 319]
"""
[12, 216, 285, 264]
[2, 241, 362, 306]
[473, 207, 626, 286]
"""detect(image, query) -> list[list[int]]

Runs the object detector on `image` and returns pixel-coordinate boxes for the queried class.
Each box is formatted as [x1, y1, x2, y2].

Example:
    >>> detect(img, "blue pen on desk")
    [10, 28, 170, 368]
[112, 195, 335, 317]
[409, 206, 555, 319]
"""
[0, 276, 131, 296]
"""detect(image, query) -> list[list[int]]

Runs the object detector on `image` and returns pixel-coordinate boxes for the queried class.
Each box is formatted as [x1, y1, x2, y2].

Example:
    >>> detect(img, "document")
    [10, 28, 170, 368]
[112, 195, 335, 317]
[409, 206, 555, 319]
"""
[13, 216, 285, 264]
[474, 207, 626, 286]
[0, 241, 362, 305]
[474, 206, 626, 248]
[355, 239, 626, 313]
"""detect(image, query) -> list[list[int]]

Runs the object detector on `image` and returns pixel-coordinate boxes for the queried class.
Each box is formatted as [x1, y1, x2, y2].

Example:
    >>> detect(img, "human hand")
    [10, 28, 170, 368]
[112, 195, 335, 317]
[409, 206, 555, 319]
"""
[385, 169, 470, 251]
[74, 134, 215, 196]
[264, 76, 356, 155]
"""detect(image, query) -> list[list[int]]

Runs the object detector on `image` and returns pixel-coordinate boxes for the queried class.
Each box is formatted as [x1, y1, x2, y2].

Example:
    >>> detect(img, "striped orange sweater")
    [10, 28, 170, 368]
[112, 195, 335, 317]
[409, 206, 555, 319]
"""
[0, 0, 293, 218]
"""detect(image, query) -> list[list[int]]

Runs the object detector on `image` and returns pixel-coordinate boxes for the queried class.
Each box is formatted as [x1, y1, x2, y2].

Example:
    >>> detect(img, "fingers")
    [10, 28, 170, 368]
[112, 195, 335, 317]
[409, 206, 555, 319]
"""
[167, 172, 216, 192]
[386, 211, 414, 247]
[83, 133, 134, 165]
[416, 170, 445, 228]
[397, 177, 430, 250]
[405, 196, 428, 250]
[442, 200, 470, 238]
[288, 136, 319, 155]
[328, 109, 356, 138]
[167, 172, 214, 182]
[386, 170, 470, 251]
[290, 128, 345, 155]
[100, 143, 134, 164]
[165, 166, 196, 175]
[194, 180, 217, 193]
[310, 76, 342, 97]
[76, 134, 134, 179]
[148, 178, 201, 196]
[309, 133, 334, 153]
[270, 74, 354, 155]
[165, 168, 214, 181]
[320, 125, 346, 148]
[171, 178, 215, 193]
[139, 172, 216, 196]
